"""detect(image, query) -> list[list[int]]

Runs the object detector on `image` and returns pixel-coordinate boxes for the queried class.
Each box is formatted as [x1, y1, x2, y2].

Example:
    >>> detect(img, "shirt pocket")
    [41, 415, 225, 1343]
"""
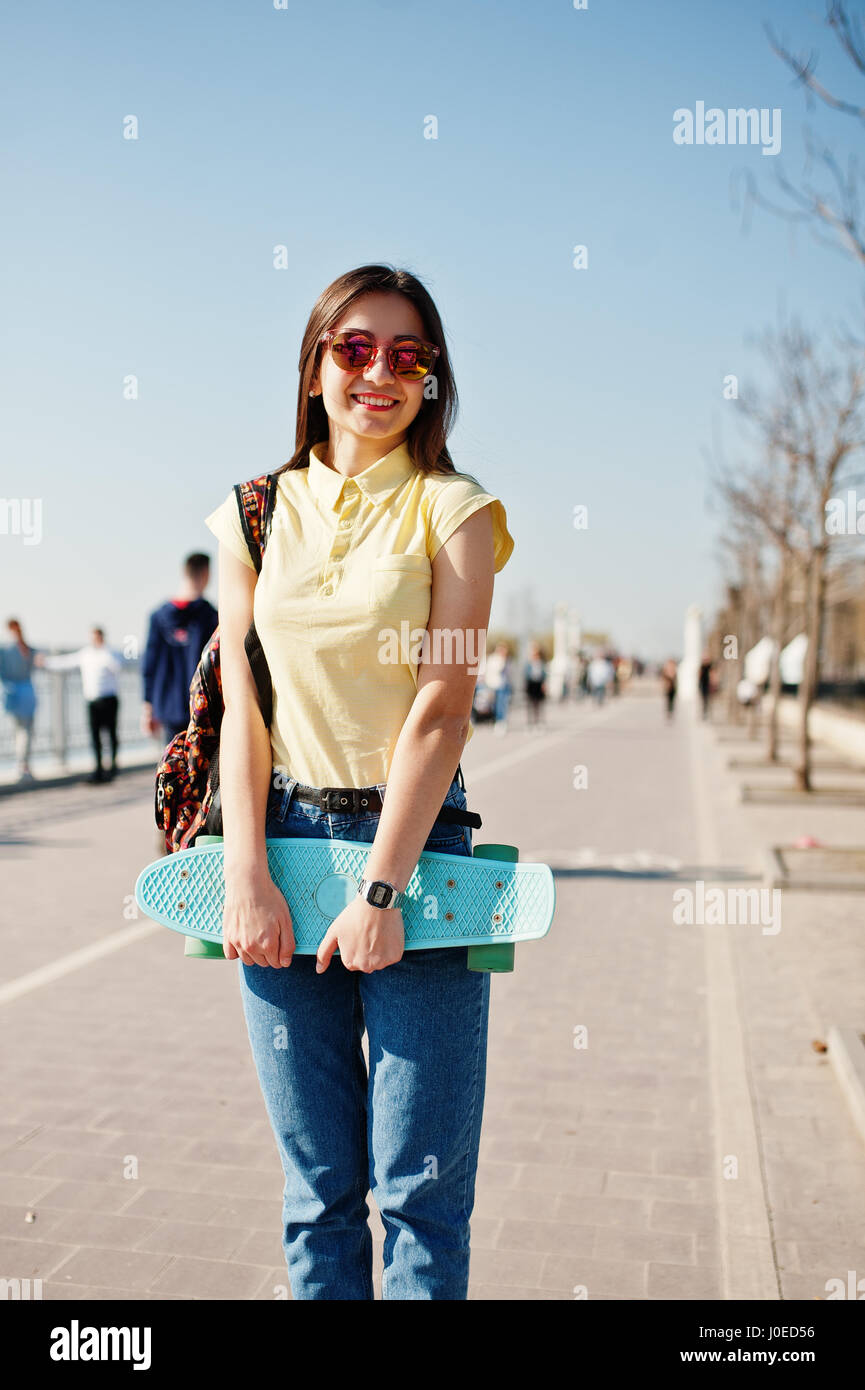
[367, 554, 433, 620]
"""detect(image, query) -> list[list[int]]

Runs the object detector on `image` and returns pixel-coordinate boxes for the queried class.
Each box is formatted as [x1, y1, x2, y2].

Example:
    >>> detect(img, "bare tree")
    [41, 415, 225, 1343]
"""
[715, 446, 804, 759]
[714, 318, 865, 786]
[774, 321, 865, 786]
[714, 512, 770, 733]
[743, 2, 865, 267]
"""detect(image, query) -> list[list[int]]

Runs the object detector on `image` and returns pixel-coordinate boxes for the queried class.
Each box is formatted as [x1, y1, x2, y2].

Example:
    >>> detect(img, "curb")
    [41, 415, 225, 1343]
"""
[827, 1027, 865, 1148]
[763, 846, 865, 893]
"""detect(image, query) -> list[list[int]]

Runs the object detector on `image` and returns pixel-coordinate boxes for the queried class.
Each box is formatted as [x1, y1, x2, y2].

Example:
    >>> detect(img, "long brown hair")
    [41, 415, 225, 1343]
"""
[275, 264, 458, 478]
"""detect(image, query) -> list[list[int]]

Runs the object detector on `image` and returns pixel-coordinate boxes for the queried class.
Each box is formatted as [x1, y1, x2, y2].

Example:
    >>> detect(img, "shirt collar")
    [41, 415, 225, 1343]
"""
[307, 440, 416, 511]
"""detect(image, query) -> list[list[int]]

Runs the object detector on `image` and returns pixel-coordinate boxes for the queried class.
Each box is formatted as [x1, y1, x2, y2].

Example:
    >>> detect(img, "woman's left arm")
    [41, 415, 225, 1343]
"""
[315, 506, 495, 973]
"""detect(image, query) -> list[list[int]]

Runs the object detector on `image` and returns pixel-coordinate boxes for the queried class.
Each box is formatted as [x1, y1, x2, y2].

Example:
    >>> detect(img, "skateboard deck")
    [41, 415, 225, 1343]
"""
[135, 838, 555, 956]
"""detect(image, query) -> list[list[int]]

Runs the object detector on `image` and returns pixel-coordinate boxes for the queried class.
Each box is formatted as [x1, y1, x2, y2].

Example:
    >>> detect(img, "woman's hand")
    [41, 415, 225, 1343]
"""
[223, 867, 295, 968]
[316, 896, 405, 974]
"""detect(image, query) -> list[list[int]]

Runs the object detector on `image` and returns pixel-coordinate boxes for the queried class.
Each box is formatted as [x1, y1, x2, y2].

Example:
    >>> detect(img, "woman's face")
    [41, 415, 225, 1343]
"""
[313, 292, 431, 452]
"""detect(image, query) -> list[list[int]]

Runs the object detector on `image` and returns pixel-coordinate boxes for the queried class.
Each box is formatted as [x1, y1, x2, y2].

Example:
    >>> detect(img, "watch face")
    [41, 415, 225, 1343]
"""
[370, 882, 391, 907]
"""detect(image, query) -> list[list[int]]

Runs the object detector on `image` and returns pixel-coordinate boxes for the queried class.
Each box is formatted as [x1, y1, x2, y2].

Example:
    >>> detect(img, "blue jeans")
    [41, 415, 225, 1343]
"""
[493, 685, 511, 723]
[238, 772, 491, 1300]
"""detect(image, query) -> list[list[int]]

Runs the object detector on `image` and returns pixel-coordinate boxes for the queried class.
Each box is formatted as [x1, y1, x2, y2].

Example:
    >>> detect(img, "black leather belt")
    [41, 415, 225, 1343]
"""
[290, 782, 482, 830]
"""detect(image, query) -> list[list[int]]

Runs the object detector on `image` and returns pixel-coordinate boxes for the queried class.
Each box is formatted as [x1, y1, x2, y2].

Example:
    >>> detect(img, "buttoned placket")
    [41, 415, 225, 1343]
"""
[320, 478, 361, 598]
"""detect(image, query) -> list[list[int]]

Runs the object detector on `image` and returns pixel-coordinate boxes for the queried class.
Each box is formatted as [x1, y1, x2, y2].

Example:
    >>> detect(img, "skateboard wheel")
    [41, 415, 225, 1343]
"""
[184, 937, 226, 960]
[468, 845, 518, 974]
[185, 835, 227, 960]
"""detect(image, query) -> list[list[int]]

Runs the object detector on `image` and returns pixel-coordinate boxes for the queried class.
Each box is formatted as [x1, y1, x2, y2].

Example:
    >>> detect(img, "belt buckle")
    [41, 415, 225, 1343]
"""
[321, 787, 376, 814]
[321, 786, 361, 813]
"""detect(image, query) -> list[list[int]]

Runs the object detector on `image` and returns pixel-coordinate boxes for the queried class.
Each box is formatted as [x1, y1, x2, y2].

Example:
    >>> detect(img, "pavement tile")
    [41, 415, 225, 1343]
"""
[41, 1283, 179, 1301]
[474, 1187, 554, 1222]
[646, 1262, 724, 1299]
[515, 1163, 606, 1196]
[651, 1148, 713, 1178]
[785, 1240, 865, 1278]
[230, 1228, 286, 1268]
[554, 1194, 651, 1229]
[496, 1218, 597, 1256]
[474, 1161, 522, 1189]
[464, 1246, 544, 1289]
[540, 1254, 646, 1297]
[47, 1246, 173, 1290]
[2, 1128, 123, 1157]
[148, 1255, 276, 1299]
[650, 1199, 720, 1234]
[593, 1225, 696, 1265]
[0, 1236, 87, 1280]
[47, 1211, 161, 1249]
[181, 1139, 284, 1171]
[0, 1203, 71, 1241]
[134, 1220, 251, 1260]
[25, 1181, 139, 1214]
[605, 1171, 703, 1202]
[118, 1189, 221, 1223]
[0, 1148, 58, 1174]
[469, 1284, 573, 1300]
[188, 1163, 284, 1199]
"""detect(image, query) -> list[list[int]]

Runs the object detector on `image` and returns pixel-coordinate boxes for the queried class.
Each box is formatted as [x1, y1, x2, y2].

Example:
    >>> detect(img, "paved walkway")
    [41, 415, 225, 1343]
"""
[1, 684, 863, 1299]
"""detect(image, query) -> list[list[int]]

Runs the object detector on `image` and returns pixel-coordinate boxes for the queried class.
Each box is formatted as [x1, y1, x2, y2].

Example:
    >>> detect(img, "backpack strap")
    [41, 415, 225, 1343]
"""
[232, 474, 278, 728]
[234, 474, 278, 573]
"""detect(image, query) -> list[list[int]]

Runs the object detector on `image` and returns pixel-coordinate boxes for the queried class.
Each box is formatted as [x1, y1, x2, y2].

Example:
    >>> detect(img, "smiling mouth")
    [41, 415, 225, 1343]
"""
[351, 394, 399, 410]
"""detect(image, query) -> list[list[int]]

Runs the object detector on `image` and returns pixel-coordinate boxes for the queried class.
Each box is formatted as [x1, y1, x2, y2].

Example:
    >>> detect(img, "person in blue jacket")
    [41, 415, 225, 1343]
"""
[141, 553, 218, 750]
[1, 618, 38, 781]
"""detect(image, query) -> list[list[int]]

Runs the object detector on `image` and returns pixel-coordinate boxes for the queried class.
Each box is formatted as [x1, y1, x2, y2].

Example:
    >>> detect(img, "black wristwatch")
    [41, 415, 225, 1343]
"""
[357, 878, 405, 910]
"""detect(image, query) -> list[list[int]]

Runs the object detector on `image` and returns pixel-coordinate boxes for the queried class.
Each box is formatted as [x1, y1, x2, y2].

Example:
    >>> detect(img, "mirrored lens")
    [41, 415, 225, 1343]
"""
[390, 344, 432, 378]
[331, 333, 375, 370]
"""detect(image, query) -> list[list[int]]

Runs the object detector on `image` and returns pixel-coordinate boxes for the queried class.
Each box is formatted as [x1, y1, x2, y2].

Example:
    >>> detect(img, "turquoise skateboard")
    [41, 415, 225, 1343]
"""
[135, 836, 555, 973]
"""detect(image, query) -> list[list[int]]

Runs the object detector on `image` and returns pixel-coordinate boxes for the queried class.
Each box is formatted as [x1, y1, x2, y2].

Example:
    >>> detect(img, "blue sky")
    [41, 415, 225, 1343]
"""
[1, 0, 859, 660]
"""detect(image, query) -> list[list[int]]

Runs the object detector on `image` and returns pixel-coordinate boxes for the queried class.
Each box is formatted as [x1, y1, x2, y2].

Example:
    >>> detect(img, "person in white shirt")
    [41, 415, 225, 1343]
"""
[587, 654, 614, 706]
[35, 628, 127, 783]
[481, 641, 514, 736]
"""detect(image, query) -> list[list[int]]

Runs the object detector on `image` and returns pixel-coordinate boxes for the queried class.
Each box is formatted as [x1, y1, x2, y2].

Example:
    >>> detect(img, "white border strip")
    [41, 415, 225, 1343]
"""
[689, 713, 779, 1299]
[0, 922, 162, 1006]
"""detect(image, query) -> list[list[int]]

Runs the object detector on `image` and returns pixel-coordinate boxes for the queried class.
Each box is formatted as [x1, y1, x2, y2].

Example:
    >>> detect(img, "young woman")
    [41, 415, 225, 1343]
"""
[204, 264, 513, 1300]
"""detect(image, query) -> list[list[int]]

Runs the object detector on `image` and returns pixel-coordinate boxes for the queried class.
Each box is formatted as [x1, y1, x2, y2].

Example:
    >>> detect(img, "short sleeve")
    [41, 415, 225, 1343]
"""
[204, 490, 257, 571]
[426, 474, 514, 573]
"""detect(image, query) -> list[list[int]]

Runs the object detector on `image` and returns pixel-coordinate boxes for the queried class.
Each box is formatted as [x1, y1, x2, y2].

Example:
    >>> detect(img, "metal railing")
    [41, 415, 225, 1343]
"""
[0, 663, 153, 769]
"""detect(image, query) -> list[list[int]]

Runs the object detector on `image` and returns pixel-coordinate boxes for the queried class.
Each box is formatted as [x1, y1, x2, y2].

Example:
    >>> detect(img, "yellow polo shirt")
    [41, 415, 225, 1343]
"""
[204, 441, 514, 788]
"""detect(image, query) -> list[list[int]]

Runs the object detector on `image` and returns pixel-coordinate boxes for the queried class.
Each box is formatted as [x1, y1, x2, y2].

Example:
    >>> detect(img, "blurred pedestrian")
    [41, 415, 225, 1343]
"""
[579, 653, 590, 699]
[661, 658, 678, 720]
[483, 641, 513, 736]
[524, 641, 547, 728]
[36, 628, 127, 782]
[698, 653, 714, 721]
[736, 675, 761, 736]
[0, 618, 38, 782]
[573, 653, 587, 700]
[142, 552, 218, 750]
[587, 653, 614, 706]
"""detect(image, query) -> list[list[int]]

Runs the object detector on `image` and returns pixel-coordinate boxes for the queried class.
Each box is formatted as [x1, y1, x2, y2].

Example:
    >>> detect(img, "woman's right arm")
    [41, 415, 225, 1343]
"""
[217, 541, 295, 969]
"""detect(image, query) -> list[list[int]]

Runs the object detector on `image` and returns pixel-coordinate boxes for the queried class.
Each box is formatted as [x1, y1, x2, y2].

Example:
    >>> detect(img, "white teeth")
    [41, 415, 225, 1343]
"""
[354, 395, 396, 406]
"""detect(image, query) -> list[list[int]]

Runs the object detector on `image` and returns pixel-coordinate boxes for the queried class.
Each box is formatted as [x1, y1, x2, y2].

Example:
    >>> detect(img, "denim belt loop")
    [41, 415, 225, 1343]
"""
[278, 777, 299, 822]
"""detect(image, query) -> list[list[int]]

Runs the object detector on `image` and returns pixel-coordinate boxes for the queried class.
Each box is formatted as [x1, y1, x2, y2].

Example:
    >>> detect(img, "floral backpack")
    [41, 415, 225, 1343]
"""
[154, 473, 279, 852]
